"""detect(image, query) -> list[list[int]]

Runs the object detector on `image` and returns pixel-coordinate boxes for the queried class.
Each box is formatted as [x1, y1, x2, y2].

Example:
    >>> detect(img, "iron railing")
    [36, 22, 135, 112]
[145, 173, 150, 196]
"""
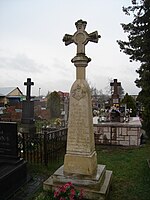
[18, 128, 67, 166]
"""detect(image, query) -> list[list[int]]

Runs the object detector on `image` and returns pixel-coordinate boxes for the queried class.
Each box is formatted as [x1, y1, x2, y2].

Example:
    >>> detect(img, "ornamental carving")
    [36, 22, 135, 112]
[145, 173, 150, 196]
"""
[72, 84, 86, 101]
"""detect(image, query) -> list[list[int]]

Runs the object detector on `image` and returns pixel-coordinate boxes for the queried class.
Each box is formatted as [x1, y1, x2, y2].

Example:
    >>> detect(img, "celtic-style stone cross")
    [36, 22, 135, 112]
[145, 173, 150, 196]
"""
[63, 19, 100, 56]
[63, 20, 100, 80]
[62, 20, 101, 177]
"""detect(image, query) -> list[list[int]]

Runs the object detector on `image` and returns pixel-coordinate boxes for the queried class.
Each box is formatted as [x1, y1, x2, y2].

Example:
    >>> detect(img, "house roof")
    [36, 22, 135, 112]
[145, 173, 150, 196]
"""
[0, 87, 23, 96]
[0, 93, 4, 96]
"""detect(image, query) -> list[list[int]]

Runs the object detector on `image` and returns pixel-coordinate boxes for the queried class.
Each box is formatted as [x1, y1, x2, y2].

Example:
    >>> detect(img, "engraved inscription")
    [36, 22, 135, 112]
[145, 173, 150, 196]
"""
[0, 130, 11, 154]
[67, 87, 95, 154]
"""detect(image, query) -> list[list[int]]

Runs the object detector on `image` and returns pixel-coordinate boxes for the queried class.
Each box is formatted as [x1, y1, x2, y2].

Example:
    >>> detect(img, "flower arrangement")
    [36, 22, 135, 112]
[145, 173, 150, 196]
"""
[54, 118, 61, 127]
[53, 182, 83, 200]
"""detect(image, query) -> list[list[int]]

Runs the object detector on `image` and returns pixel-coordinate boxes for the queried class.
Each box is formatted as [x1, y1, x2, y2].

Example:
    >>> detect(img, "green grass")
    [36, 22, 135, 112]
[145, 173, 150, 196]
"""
[96, 142, 150, 200]
[30, 142, 150, 200]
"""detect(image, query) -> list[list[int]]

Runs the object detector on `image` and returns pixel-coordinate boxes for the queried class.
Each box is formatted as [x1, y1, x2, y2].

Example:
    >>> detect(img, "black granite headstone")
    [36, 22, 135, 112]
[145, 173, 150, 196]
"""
[21, 100, 34, 124]
[0, 122, 18, 159]
[0, 122, 27, 199]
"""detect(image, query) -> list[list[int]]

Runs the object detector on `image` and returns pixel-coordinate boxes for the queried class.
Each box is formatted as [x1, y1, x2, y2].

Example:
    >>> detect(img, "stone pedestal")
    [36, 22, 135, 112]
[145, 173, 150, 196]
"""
[64, 79, 97, 176]
[64, 151, 97, 175]
[43, 165, 112, 200]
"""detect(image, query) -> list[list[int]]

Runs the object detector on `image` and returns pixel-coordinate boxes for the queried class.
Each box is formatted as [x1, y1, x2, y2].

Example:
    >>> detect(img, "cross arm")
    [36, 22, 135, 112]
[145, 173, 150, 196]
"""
[24, 82, 34, 86]
[88, 31, 101, 43]
[63, 34, 73, 46]
[110, 82, 113, 87]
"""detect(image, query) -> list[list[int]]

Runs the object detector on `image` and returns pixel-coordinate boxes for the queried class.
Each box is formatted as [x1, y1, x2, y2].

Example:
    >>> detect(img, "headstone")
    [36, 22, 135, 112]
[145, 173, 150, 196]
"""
[0, 122, 27, 199]
[110, 79, 121, 107]
[21, 78, 36, 135]
[43, 20, 112, 200]
[110, 79, 121, 122]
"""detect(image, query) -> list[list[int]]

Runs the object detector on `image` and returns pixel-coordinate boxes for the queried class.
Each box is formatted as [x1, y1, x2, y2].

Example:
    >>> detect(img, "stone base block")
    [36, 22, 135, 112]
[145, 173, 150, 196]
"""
[43, 165, 112, 200]
[64, 151, 97, 175]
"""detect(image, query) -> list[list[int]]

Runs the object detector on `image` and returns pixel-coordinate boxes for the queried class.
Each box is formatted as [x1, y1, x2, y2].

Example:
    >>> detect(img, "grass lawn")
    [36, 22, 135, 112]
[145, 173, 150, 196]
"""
[97, 142, 150, 200]
[30, 141, 150, 200]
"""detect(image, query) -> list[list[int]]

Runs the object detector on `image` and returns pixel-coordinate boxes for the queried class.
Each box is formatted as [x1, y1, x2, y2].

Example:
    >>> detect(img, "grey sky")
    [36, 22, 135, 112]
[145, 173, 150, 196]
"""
[0, 0, 140, 96]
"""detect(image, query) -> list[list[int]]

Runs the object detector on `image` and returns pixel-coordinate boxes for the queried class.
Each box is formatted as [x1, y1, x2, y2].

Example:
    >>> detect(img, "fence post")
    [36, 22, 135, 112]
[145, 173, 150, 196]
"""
[22, 132, 26, 160]
[44, 131, 48, 166]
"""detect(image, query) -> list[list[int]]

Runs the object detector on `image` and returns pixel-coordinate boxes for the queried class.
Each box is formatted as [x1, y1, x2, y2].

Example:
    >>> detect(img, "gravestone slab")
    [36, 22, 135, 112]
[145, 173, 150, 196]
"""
[21, 100, 35, 124]
[0, 122, 18, 159]
[0, 122, 27, 200]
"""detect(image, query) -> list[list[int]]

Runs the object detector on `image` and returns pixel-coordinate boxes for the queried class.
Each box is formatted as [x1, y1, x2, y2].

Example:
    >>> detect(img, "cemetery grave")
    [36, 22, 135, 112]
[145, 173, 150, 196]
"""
[93, 79, 142, 147]
[43, 19, 112, 200]
[21, 78, 36, 136]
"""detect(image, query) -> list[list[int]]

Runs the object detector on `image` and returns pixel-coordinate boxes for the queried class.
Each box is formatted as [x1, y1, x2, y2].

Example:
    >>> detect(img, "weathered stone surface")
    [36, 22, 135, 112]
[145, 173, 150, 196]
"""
[130, 135, 138, 145]
[64, 151, 97, 175]
[119, 140, 130, 146]
[94, 117, 142, 146]
[66, 80, 95, 155]
[64, 79, 97, 175]
[53, 165, 106, 188]
[43, 165, 112, 200]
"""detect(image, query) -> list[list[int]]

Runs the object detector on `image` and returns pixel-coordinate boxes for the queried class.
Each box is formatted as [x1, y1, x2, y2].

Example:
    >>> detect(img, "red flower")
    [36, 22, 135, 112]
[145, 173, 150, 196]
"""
[79, 189, 84, 199]
[70, 188, 75, 196]
[60, 186, 66, 193]
[54, 190, 60, 198]
[69, 195, 74, 200]
[64, 182, 71, 189]
[53, 182, 83, 200]
[60, 197, 65, 200]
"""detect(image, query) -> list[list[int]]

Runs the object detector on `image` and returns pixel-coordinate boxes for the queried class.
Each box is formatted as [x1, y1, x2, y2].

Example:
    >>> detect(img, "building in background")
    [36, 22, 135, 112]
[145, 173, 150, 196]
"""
[58, 91, 69, 127]
[0, 87, 24, 106]
[0, 87, 24, 121]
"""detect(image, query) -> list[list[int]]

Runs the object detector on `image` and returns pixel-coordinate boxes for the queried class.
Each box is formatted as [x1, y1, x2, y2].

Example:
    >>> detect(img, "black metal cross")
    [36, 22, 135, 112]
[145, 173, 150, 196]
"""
[24, 78, 34, 101]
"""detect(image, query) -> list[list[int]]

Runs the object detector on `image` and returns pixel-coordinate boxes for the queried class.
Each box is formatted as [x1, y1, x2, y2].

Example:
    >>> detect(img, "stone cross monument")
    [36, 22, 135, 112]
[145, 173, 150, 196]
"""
[21, 78, 36, 135]
[63, 19, 100, 175]
[43, 20, 112, 200]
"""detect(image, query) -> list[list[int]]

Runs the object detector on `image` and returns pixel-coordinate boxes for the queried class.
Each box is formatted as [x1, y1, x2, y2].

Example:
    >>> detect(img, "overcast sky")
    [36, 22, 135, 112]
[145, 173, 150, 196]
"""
[0, 0, 141, 96]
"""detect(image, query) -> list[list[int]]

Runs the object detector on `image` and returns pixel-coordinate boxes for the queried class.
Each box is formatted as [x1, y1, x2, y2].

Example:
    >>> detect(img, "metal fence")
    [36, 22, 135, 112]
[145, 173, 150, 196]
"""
[18, 128, 67, 166]
[18, 126, 106, 166]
